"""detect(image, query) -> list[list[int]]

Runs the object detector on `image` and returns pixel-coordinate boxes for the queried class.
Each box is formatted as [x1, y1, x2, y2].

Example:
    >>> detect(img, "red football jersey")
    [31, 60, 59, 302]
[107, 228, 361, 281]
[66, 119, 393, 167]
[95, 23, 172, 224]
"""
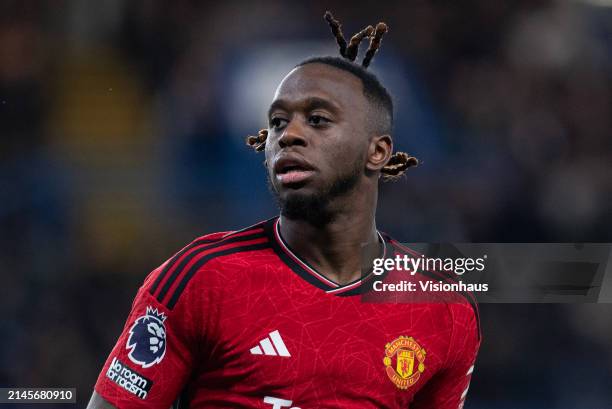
[95, 217, 480, 409]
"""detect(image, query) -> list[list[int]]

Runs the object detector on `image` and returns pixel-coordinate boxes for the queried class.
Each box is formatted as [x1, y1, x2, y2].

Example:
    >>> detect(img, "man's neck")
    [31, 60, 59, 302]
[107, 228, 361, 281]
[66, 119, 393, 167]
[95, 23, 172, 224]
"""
[278, 196, 381, 286]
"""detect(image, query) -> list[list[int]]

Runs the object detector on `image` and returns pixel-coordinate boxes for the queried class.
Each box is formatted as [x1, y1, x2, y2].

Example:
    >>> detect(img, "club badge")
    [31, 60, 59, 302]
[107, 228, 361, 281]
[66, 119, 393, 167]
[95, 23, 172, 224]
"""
[383, 336, 426, 389]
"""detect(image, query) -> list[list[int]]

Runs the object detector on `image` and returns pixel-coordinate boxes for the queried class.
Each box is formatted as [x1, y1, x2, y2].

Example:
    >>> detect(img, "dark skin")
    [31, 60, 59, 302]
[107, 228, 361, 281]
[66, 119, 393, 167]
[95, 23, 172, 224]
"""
[86, 63, 393, 409]
[266, 63, 393, 284]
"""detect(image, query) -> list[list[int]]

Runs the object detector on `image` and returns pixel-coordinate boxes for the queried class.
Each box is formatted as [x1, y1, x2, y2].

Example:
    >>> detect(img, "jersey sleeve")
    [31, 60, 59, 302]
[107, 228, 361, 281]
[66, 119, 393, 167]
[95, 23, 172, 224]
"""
[411, 303, 481, 409]
[94, 245, 219, 409]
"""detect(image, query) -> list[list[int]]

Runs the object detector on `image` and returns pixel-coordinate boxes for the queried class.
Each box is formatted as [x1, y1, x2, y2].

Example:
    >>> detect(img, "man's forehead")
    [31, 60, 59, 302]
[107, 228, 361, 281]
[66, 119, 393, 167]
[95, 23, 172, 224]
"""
[272, 63, 366, 109]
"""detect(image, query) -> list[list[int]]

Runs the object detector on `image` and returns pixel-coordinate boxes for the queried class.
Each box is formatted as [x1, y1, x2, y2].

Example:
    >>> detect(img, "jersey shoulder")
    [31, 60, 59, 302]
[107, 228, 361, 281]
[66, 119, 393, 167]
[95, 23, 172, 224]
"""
[144, 219, 275, 310]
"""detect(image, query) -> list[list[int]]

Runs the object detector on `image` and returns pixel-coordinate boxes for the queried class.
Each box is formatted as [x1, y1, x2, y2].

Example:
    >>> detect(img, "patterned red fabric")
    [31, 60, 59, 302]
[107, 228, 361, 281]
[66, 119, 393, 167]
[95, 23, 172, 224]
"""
[95, 217, 480, 409]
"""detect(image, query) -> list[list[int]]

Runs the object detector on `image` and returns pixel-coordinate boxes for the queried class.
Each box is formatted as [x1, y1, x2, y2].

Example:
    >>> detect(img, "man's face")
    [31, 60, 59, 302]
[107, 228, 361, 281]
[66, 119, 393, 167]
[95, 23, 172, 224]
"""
[265, 63, 371, 223]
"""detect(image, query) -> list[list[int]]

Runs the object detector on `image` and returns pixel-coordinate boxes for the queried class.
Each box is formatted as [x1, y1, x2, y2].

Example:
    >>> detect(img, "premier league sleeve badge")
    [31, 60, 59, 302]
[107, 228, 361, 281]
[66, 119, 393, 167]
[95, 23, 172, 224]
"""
[126, 306, 168, 368]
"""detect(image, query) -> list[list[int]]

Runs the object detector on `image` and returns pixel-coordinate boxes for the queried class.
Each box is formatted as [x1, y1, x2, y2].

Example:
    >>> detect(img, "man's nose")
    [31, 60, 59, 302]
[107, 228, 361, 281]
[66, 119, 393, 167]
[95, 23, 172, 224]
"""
[278, 118, 307, 148]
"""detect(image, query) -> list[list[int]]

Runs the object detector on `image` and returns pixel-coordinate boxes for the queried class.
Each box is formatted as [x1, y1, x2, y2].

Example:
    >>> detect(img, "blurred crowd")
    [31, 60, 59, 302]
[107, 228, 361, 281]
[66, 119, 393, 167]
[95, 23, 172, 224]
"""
[1, 1, 611, 407]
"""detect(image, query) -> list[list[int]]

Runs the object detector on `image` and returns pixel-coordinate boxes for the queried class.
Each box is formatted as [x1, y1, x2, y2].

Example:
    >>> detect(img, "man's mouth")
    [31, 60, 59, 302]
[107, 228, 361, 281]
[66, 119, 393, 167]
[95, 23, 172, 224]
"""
[274, 157, 316, 186]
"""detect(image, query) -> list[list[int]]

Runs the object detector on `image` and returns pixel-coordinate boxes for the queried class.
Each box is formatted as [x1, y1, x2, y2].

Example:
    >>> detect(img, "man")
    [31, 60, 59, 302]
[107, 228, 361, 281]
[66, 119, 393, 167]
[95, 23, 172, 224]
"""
[88, 12, 479, 409]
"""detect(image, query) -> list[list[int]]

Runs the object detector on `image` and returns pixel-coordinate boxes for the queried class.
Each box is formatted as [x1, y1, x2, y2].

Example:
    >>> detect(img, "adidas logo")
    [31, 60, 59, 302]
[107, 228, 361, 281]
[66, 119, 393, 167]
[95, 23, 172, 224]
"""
[250, 330, 291, 357]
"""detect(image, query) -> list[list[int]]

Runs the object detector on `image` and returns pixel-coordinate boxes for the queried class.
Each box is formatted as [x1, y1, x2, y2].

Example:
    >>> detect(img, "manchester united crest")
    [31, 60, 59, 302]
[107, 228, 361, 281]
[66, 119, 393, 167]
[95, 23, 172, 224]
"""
[383, 336, 426, 389]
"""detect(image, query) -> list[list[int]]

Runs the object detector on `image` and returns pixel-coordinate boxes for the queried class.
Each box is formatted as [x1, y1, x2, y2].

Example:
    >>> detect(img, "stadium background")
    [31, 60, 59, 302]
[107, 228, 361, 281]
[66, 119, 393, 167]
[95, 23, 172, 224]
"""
[1, 0, 611, 408]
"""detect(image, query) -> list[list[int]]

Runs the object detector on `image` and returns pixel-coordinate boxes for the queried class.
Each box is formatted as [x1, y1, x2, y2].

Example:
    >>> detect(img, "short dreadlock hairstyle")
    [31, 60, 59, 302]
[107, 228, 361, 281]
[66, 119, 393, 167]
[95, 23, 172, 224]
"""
[246, 11, 418, 180]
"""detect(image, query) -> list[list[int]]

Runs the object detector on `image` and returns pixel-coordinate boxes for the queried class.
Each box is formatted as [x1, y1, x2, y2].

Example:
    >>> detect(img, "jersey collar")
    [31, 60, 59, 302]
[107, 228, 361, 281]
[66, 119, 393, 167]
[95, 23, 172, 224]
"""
[264, 217, 387, 296]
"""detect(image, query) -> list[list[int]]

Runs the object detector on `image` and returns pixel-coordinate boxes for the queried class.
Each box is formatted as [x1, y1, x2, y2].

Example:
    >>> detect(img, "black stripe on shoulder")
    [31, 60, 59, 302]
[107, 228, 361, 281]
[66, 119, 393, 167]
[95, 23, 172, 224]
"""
[151, 223, 267, 295]
[150, 237, 218, 295]
[166, 242, 270, 310]
[155, 230, 266, 303]
[150, 227, 263, 296]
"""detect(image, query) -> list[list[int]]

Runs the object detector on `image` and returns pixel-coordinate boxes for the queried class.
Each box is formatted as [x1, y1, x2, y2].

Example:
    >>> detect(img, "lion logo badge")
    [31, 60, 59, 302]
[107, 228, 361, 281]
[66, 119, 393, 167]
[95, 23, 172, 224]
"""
[383, 336, 426, 389]
[126, 306, 167, 368]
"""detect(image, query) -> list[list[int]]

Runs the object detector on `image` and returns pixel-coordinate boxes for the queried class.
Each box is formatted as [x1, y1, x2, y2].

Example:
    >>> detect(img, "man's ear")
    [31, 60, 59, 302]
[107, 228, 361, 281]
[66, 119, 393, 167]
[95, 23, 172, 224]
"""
[366, 134, 393, 172]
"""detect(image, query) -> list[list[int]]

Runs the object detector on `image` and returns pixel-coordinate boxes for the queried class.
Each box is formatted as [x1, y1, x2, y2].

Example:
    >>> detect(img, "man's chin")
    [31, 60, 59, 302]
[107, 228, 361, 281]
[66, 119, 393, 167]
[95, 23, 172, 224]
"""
[278, 190, 333, 226]
[267, 167, 361, 226]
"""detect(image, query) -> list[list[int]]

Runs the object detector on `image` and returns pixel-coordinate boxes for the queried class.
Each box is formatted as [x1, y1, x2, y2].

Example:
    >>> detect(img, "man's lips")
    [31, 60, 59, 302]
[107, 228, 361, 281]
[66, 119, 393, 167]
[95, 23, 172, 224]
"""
[274, 156, 316, 185]
[277, 169, 315, 184]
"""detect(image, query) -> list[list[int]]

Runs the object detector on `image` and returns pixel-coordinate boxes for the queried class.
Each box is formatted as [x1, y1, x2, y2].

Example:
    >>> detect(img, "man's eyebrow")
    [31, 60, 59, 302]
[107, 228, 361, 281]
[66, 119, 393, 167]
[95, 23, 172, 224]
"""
[267, 97, 341, 118]
[267, 100, 287, 119]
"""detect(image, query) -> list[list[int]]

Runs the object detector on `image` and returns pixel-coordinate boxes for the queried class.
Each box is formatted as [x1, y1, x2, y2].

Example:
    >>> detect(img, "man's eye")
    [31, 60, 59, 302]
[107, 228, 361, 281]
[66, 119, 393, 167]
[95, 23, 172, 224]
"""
[308, 115, 330, 126]
[270, 117, 287, 130]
